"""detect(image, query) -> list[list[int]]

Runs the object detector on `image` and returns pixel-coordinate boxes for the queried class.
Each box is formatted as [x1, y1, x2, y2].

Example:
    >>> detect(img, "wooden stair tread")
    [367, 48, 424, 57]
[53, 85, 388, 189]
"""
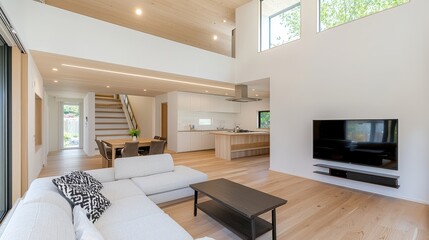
[95, 110, 124, 113]
[95, 97, 120, 101]
[95, 103, 122, 106]
[95, 116, 125, 119]
[95, 94, 116, 97]
[95, 128, 129, 131]
[95, 122, 128, 124]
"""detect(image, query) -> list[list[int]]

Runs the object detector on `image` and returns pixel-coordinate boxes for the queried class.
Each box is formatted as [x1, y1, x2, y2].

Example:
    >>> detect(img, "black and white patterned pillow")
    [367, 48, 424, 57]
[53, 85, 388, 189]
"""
[54, 182, 111, 223]
[71, 171, 103, 192]
[52, 171, 103, 192]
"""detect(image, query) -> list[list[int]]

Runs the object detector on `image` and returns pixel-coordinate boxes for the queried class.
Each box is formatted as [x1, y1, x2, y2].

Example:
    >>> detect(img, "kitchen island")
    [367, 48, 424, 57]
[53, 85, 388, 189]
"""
[211, 131, 270, 160]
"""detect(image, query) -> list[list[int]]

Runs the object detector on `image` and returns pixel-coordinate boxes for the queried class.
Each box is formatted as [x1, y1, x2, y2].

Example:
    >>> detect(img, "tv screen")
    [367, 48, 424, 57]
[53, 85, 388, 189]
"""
[313, 119, 398, 170]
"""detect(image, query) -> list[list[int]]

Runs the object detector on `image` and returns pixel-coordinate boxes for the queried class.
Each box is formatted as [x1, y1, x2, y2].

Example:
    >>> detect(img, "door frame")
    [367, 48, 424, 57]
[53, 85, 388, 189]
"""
[161, 102, 168, 139]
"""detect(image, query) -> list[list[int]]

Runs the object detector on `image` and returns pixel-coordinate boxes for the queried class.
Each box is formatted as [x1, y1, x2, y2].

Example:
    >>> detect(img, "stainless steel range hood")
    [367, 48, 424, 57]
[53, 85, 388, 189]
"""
[226, 84, 261, 102]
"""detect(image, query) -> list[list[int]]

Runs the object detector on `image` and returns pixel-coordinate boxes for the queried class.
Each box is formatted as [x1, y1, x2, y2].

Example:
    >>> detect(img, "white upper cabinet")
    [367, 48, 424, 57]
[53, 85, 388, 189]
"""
[189, 94, 201, 112]
[177, 92, 191, 112]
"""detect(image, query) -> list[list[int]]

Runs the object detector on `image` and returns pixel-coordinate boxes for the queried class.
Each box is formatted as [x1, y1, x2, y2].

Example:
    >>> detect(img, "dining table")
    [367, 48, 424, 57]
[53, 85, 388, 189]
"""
[102, 138, 153, 166]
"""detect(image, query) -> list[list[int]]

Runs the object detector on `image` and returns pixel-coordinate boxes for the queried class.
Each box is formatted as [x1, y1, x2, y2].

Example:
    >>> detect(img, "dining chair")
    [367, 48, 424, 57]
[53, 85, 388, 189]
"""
[95, 139, 112, 168]
[148, 140, 166, 155]
[138, 136, 160, 155]
[121, 141, 139, 157]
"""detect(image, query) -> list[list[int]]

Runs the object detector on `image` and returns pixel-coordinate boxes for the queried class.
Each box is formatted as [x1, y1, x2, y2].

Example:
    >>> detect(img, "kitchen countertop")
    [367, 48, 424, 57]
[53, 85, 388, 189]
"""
[210, 131, 270, 136]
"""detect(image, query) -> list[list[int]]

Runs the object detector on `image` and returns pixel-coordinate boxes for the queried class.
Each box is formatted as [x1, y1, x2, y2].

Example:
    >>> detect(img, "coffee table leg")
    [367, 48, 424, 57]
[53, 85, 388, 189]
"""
[251, 218, 256, 240]
[193, 190, 198, 216]
[272, 209, 277, 240]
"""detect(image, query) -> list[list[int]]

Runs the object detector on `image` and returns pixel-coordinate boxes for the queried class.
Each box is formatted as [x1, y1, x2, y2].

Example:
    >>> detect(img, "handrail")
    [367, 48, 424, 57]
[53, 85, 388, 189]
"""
[119, 94, 138, 131]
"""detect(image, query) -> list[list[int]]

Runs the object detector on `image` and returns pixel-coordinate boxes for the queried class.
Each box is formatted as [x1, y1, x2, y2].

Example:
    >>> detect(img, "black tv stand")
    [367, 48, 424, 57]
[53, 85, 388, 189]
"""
[314, 164, 399, 188]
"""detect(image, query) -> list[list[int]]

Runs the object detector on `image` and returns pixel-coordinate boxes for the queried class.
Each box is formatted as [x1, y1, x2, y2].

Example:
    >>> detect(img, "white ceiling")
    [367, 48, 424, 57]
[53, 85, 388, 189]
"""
[31, 50, 270, 99]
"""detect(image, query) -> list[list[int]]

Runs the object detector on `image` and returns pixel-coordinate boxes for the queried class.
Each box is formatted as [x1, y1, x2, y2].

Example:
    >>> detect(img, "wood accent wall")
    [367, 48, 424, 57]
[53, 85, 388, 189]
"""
[20, 53, 28, 195]
[11, 47, 22, 203]
[35, 94, 42, 146]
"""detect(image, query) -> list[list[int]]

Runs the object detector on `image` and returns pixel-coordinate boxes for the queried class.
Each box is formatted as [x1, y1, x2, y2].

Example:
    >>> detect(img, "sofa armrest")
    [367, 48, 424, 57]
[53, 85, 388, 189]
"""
[0, 198, 22, 237]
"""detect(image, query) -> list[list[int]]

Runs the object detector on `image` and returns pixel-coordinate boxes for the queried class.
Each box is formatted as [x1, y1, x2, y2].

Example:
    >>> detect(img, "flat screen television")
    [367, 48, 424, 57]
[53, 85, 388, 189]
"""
[313, 119, 398, 170]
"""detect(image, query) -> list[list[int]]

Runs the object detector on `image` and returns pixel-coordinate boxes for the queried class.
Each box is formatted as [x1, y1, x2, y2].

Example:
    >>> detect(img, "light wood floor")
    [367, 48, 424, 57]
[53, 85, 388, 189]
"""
[39, 149, 429, 240]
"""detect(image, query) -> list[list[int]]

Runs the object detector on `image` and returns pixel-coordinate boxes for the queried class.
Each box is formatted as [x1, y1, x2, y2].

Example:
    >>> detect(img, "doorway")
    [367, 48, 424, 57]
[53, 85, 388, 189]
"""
[61, 103, 82, 149]
[161, 103, 168, 140]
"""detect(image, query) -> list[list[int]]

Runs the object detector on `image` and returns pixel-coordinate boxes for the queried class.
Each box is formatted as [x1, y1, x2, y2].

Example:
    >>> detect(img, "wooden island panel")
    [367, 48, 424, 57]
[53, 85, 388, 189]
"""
[212, 132, 270, 160]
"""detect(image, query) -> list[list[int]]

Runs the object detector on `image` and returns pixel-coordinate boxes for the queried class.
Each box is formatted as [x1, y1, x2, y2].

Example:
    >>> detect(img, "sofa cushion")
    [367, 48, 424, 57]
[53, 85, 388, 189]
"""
[95, 195, 163, 229]
[54, 182, 111, 223]
[0, 202, 75, 240]
[131, 166, 208, 195]
[98, 213, 192, 240]
[100, 179, 145, 202]
[114, 154, 174, 180]
[74, 206, 105, 240]
[147, 187, 195, 204]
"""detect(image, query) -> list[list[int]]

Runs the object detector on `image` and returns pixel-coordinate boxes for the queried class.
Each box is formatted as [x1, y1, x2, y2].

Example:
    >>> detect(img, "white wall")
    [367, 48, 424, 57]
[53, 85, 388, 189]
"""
[83, 92, 95, 156]
[0, 0, 234, 83]
[167, 92, 178, 152]
[177, 111, 238, 131]
[47, 96, 59, 152]
[238, 98, 270, 131]
[236, 0, 429, 203]
[128, 95, 155, 139]
[27, 53, 45, 185]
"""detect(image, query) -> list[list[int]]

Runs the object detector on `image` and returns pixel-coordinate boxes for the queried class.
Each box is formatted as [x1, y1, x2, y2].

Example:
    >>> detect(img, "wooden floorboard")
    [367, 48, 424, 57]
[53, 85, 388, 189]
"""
[38, 149, 429, 240]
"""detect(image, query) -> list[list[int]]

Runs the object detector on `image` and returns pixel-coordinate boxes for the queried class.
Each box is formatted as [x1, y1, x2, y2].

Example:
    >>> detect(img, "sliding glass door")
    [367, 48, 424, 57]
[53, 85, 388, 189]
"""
[0, 36, 11, 220]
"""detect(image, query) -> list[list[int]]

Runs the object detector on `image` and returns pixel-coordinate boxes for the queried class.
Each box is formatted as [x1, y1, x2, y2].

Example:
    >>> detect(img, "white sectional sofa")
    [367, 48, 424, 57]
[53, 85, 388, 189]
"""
[0, 154, 208, 240]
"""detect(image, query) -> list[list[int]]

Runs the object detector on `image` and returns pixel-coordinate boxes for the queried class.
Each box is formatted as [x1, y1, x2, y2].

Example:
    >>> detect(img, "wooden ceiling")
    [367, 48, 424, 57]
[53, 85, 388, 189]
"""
[44, 0, 251, 56]
[31, 50, 270, 98]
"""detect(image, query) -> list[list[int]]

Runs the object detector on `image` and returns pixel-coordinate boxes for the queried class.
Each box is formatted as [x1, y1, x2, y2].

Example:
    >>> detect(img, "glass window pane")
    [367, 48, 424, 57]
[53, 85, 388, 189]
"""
[260, 0, 301, 51]
[319, 0, 410, 31]
[63, 104, 80, 148]
[0, 41, 5, 217]
[0, 37, 11, 220]
[258, 111, 270, 129]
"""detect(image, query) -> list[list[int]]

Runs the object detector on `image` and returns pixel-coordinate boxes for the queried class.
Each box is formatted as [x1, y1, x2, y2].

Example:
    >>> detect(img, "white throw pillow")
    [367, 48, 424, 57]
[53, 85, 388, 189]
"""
[74, 206, 105, 240]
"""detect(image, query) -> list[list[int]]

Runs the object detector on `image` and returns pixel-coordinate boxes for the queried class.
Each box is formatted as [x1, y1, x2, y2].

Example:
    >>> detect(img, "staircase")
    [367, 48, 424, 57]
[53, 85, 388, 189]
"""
[95, 94, 130, 141]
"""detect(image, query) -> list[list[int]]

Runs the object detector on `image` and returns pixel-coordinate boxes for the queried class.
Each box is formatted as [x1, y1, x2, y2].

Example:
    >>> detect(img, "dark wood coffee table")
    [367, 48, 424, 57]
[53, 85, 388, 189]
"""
[190, 178, 287, 240]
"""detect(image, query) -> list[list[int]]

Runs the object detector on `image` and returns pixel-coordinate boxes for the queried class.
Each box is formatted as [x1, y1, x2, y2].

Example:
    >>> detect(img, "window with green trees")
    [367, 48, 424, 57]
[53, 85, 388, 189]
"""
[319, 0, 410, 31]
[258, 111, 270, 129]
[260, 0, 301, 51]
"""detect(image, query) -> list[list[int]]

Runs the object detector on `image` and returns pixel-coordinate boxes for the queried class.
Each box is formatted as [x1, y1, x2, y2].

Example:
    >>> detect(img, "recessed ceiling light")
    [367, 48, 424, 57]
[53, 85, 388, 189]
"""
[223, 19, 227, 23]
[61, 64, 235, 91]
[252, 88, 255, 91]
[143, 89, 147, 92]
[213, 35, 218, 41]
[53, 80, 58, 83]
[106, 85, 110, 88]
[52, 68, 58, 71]
[135, 8, 142, 15]
[255, 94, 259, 97]
[205, 90, 209, 93]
